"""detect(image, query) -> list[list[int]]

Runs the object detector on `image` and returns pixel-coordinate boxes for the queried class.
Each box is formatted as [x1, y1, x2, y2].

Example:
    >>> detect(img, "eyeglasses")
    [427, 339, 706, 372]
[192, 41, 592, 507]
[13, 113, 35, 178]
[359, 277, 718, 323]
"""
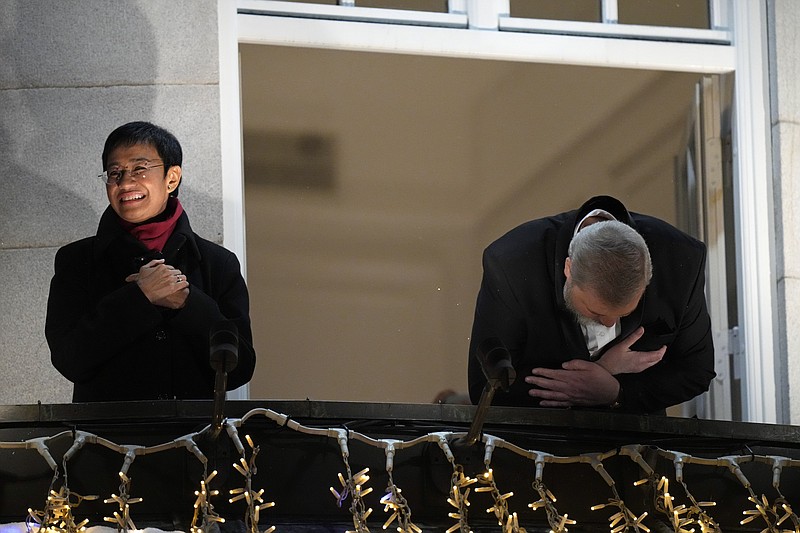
[98, 161, 165, 185]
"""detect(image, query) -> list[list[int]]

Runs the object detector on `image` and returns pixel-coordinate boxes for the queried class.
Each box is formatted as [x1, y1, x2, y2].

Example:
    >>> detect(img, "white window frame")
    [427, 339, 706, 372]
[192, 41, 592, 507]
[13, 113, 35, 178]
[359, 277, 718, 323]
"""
[217, 0, 778, 423]
[729, 0, 778, 423]
[218, 1, 249, 400]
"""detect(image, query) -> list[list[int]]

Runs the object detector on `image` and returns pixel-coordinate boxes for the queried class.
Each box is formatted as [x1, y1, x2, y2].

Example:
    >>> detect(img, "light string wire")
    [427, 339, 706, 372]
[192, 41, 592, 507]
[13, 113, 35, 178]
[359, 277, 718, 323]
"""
[189, 468, 224, 533]
[661, 449, 800, 532]
[24, 430, 97, 533]
[487, 438, 648, 532]
[226, 431, 274, 533]
[380, 440, 422, 533]
[431, 432, 475, 533]
[475, 436, 523, 533]
[2, 409, 799, 532]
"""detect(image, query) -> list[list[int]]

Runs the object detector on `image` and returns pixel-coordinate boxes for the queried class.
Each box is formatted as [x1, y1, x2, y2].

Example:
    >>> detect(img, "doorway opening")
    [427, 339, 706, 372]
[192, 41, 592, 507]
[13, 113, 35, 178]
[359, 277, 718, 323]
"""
[239, 44, 724, 411]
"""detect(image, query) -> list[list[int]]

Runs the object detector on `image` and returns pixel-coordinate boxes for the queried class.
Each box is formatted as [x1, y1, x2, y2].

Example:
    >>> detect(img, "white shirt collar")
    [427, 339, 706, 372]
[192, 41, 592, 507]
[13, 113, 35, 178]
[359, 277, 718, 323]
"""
[573, 208, 616, 236]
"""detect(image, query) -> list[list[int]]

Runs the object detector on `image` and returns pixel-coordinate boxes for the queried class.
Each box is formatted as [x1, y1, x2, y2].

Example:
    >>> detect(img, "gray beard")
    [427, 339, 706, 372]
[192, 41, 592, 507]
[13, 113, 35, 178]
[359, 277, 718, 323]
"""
[563, 280, 602, 328]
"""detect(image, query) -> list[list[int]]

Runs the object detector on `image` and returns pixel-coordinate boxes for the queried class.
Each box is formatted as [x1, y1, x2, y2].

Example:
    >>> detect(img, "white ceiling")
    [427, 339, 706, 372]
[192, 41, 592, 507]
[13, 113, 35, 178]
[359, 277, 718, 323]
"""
[240, 44, 702, 225]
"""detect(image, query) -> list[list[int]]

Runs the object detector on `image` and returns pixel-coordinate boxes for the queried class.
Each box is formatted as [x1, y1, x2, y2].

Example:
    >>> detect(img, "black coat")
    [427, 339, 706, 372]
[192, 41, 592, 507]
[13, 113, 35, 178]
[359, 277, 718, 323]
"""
[46, 206, 256, 402]
[468, 196, 716, 413]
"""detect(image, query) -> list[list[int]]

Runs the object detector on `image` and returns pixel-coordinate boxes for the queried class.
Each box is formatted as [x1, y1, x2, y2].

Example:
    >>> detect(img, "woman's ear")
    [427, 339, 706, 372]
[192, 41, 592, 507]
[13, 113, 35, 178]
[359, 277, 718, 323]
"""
[166, 165, 182, 192]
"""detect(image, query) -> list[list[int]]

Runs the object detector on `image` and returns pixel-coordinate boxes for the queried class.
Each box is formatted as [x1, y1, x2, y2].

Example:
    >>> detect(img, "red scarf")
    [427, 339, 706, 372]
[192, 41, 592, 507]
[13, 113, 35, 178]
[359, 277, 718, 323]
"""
[120, 197, 184, 252]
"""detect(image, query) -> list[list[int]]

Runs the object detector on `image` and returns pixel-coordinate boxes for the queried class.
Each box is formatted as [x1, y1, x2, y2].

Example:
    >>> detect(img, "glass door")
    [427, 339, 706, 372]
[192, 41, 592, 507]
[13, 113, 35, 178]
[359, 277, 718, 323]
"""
[676, 74, 738, 420]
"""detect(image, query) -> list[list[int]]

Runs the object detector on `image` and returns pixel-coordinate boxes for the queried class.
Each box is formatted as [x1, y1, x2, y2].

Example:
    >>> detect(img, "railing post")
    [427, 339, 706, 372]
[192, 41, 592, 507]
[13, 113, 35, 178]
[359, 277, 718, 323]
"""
[448, 0, 466, 15]
[709, 0, 731, 31]
[465, 0, 509, 30]
[601, 0, 619, 24]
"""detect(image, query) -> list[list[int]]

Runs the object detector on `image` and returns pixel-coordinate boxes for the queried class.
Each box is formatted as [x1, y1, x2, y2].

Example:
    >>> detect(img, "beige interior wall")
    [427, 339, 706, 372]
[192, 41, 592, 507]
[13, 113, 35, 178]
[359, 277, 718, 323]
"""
[241, 44, 702, 404]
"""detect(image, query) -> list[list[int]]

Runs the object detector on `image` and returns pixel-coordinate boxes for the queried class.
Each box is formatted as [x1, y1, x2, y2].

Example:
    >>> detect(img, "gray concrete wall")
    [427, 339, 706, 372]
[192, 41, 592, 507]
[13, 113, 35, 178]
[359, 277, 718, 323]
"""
[0, 1, 222, 404]
[768, 0, 800, 424]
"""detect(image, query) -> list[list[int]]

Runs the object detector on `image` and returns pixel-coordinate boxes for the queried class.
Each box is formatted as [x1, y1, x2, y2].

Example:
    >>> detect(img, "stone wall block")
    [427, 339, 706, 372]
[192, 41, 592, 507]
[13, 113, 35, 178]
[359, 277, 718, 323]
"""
[0, 248, 72, 404]
[0, 1, 218, 90]
[0, 84, 222, 249]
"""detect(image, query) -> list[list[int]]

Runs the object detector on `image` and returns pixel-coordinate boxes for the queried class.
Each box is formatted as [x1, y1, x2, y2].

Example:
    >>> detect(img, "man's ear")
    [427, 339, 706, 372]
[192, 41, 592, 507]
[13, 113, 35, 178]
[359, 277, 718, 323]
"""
[166, 165, 182, 192]
[564, 257, 572, 280]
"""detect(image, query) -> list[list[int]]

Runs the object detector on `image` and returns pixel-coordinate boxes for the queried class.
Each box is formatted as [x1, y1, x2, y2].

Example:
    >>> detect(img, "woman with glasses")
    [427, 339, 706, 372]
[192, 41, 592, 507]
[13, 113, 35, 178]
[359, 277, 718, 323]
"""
[45, 121, 256, 402]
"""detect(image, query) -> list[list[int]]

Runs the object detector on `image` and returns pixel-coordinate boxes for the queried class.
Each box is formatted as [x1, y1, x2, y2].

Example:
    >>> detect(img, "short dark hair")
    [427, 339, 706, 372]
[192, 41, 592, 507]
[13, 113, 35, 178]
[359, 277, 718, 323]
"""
[102, 121, 183, 197]
[568, 220, 652, 307]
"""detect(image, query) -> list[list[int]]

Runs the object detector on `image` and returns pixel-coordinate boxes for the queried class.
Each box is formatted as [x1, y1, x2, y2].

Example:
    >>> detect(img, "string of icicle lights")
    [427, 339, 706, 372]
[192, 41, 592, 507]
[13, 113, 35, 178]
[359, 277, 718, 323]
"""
[1, 407, 799, 533]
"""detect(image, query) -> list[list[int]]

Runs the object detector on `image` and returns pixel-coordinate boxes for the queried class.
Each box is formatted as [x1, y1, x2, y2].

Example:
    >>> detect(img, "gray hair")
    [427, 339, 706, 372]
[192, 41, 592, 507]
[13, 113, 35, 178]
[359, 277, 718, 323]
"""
[568, 220, 652, 307]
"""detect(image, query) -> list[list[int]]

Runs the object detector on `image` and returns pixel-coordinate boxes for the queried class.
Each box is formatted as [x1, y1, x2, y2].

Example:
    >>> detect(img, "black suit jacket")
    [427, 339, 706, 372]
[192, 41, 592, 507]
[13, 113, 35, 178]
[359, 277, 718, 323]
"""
[468, 196, 716, 413]
[46, 206, 256, 402]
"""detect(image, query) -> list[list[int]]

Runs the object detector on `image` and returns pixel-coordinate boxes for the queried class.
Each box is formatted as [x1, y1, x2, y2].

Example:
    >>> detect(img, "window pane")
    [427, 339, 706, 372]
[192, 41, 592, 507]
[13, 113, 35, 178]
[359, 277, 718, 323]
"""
[509, 0, 600, 22]
[618, 0, 710, 29]
[358, 0, 447, 12]
[274, 0, 338, 5]
[269, 0, 448, 11]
